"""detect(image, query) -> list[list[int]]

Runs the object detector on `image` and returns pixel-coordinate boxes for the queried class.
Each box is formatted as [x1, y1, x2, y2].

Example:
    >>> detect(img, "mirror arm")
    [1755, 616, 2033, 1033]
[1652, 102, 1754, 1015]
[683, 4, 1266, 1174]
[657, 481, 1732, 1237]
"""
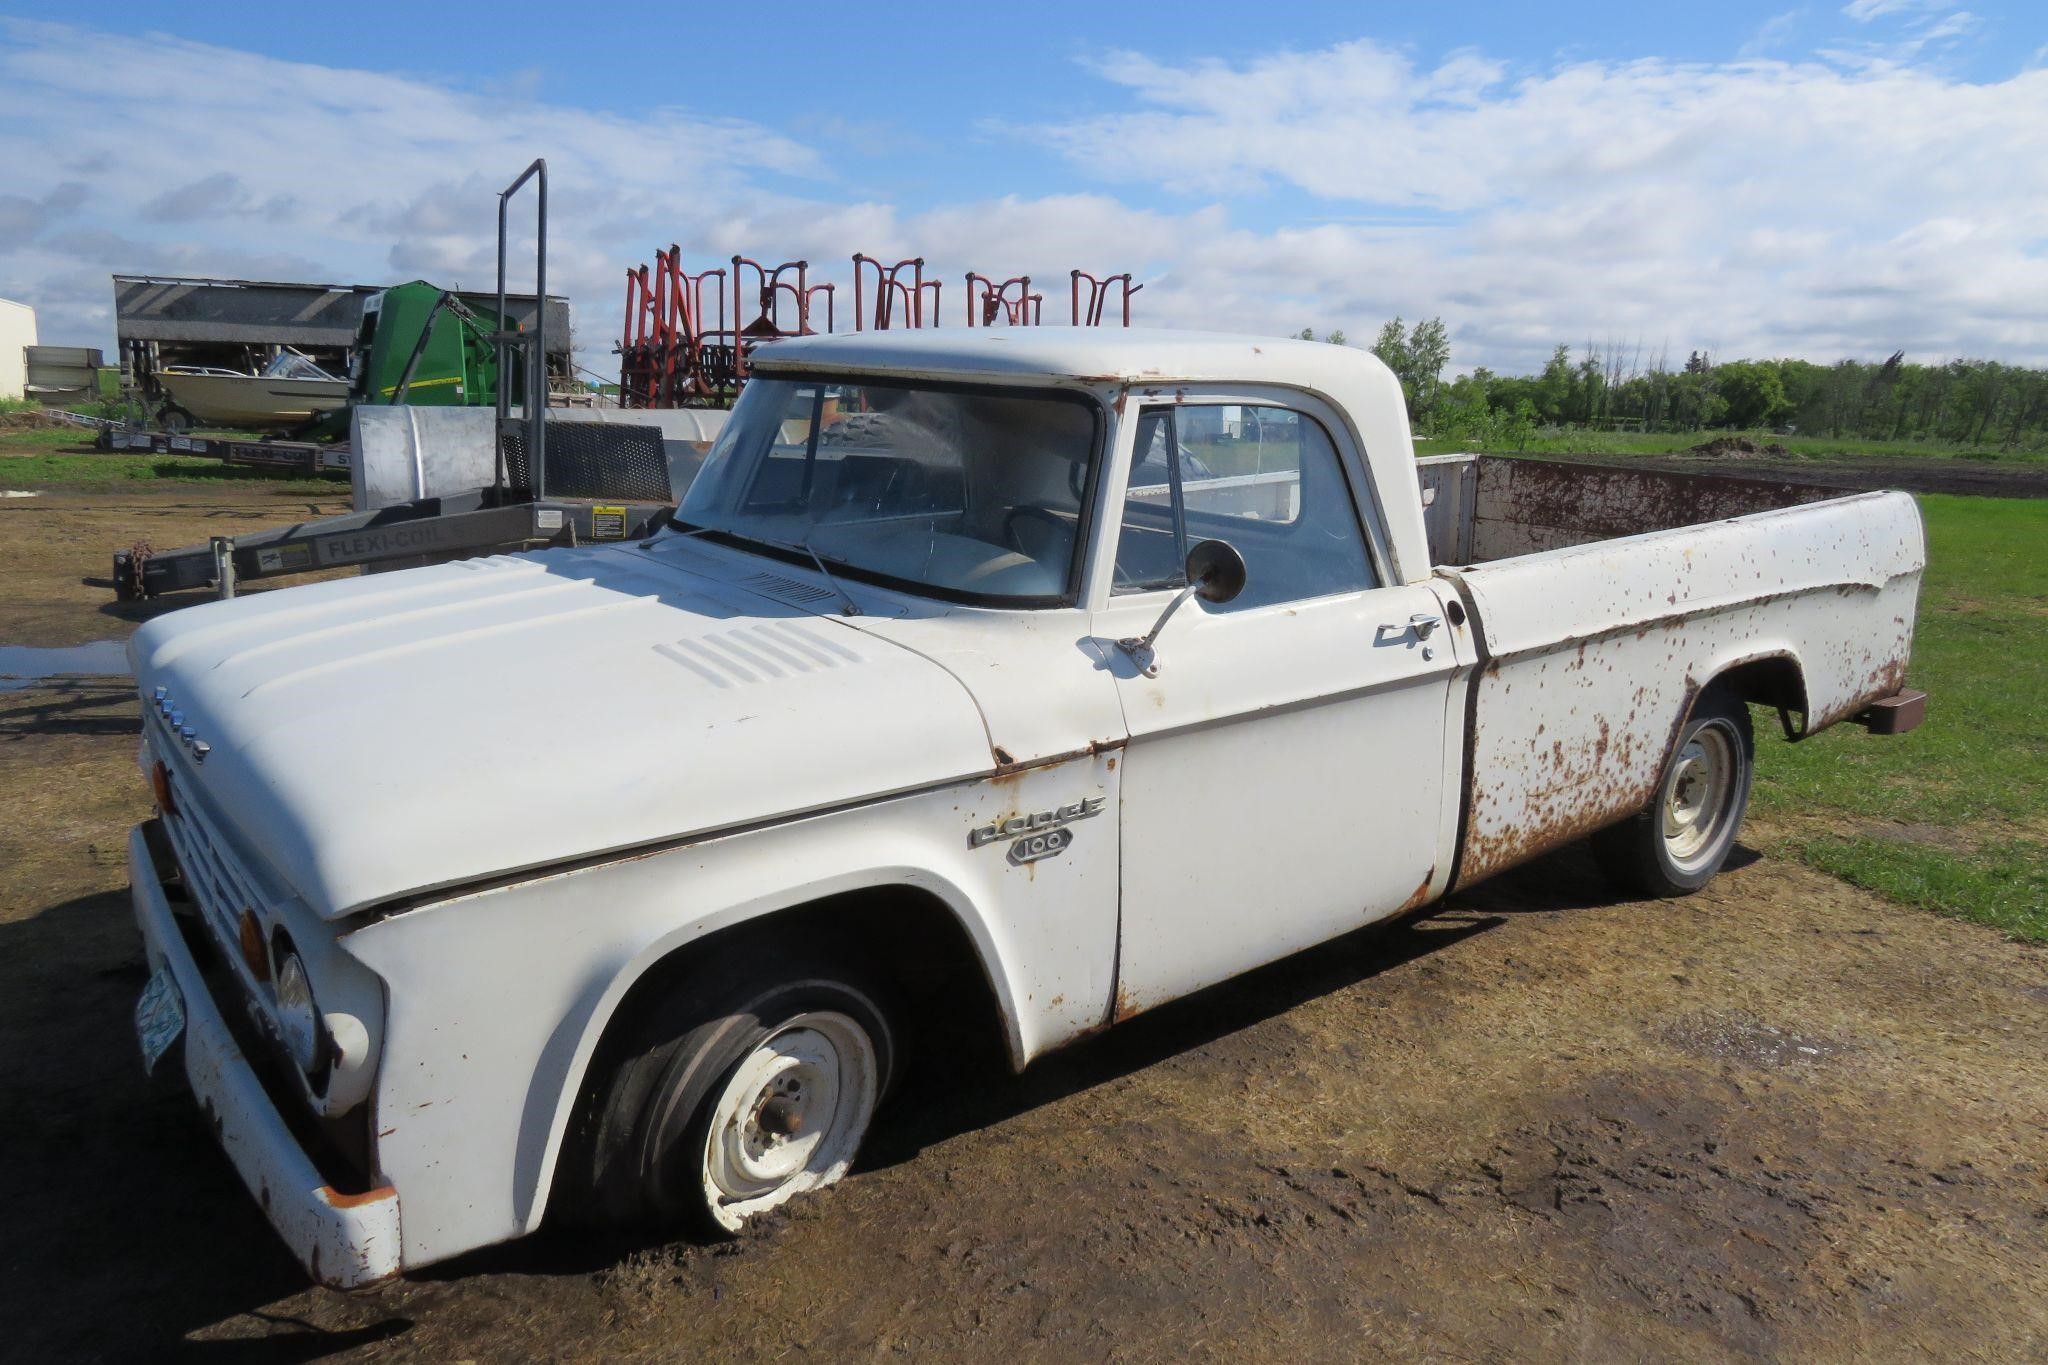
[1116, 580, 1202, 678]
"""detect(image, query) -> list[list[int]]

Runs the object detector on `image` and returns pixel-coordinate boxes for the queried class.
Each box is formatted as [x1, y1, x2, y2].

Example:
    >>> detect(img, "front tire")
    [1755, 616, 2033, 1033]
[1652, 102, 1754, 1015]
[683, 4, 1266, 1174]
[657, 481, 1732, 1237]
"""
[1592, 690, 1755, 898]
[568, 951, 898, 1238]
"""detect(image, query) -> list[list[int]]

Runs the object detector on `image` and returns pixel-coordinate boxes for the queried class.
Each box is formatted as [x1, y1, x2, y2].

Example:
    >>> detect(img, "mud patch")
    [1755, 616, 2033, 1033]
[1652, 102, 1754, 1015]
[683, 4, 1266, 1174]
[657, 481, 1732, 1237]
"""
[1659, 1011, 1846, 1067]
[1861, 820, 1975, 854]
[1090, 1071, 2013, 1359]
[1690, 435, 1789, 458]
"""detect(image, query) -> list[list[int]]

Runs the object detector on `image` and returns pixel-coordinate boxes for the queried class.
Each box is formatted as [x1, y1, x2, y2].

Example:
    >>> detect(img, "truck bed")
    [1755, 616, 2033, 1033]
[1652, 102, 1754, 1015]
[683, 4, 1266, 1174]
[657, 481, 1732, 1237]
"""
[1416, 453, 1852, 565]
[1416, 455, 1925, 887]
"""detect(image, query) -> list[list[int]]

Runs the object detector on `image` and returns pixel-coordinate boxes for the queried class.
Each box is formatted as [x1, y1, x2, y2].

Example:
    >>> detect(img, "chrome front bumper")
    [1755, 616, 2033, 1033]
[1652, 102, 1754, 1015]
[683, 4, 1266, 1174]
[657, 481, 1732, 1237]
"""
[128, 822, 401, 1289]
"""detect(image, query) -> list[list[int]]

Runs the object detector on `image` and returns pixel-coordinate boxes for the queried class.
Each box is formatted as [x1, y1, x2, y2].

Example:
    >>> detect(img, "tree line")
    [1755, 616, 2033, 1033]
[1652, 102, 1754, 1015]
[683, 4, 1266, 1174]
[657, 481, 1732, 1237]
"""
[1299, 321, 2048, 450]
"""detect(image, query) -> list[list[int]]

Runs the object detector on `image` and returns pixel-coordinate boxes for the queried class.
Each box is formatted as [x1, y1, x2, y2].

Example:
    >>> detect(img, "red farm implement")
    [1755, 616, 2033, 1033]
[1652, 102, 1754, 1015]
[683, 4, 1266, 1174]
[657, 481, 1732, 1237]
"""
[618, 251, 1140, 408]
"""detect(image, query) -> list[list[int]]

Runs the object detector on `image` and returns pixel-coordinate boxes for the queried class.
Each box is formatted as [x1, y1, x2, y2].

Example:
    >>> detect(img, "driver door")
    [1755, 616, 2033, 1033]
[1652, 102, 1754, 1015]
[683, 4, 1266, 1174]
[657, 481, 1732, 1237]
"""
[1096, 398, 1462, 1015]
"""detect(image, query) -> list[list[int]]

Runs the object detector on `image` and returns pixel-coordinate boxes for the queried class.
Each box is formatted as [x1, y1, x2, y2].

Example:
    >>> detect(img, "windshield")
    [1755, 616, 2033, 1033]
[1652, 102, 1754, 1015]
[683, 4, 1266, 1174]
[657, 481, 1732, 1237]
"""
[261, 351, 339, 382]
[675, 378, 1099, 606]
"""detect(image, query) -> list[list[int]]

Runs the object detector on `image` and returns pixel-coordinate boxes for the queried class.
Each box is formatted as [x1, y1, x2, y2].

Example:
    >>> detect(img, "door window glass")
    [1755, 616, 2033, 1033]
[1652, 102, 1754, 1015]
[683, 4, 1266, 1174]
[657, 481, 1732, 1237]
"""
[1112, 403, 1378, 609]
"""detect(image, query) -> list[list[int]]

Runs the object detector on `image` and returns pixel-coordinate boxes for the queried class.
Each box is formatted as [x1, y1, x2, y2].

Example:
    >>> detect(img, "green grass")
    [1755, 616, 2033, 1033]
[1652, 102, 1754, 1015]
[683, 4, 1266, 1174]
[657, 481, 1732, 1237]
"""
[0, 428, 95, 449]
[1799, 838, 2048, 941]
[1750, 494, 2048, 940]
[0, 441, 341, 494]
[1414, 429, 2048, 462]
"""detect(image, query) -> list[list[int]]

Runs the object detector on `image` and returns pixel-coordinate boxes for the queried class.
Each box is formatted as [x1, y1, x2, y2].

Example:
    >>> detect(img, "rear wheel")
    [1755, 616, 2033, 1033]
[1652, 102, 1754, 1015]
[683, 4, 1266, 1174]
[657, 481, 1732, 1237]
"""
[157, 405, 195, 434]
[567, 950, 898, 1237]
[1593, 690, 1755, 897]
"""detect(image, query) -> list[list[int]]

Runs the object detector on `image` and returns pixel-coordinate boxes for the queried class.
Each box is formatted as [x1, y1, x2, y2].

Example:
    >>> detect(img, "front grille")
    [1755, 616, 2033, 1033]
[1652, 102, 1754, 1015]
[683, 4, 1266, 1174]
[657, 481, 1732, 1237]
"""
[157, 841, 378, 1191]
[159, 766, 268, 976]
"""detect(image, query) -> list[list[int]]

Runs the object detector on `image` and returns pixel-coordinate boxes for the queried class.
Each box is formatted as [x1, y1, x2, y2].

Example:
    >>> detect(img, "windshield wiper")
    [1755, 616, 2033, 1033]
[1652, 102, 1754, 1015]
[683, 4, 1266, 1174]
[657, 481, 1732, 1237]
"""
[670, 520, 861, 617]
[792, 533, 862, 617]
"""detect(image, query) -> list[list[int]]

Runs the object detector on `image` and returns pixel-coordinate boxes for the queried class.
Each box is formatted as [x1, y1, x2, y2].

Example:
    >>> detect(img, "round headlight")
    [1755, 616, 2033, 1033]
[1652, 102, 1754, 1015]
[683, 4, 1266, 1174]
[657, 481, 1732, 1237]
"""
[273, 951, 325, 1073]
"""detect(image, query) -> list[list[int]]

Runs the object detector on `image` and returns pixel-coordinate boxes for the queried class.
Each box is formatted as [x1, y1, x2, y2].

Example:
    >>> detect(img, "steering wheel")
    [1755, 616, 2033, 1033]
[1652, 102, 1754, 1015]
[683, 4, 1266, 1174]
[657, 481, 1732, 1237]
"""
[1003, 505, 1067, 558]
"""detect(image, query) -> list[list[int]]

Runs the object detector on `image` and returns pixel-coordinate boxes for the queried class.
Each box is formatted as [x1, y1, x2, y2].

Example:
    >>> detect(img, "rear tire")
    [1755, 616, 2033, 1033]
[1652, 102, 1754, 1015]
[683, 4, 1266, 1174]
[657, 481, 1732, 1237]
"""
[566, 948, 898, 1238]
[1592, 689, 1755, 898]
[157, 405, 195, 434]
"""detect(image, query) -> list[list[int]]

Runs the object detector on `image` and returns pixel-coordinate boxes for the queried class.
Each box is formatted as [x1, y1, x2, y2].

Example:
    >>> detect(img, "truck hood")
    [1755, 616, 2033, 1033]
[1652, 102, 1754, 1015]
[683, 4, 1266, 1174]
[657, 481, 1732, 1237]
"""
[129, 546, 994, 919]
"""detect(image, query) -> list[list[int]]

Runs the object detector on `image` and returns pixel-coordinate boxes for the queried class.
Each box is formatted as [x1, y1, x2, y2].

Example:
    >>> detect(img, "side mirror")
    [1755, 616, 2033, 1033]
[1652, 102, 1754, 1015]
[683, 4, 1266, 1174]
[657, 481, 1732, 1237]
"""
[1185, 539, 1246, 604]
[1116, 539, 1247, 677]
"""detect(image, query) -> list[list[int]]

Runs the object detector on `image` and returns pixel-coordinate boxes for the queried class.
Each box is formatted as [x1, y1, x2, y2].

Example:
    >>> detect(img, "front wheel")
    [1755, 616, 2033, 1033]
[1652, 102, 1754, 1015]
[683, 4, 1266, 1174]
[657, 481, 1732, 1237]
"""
[1592, 690, 1755, 898]
[567, 951, 898, 1237]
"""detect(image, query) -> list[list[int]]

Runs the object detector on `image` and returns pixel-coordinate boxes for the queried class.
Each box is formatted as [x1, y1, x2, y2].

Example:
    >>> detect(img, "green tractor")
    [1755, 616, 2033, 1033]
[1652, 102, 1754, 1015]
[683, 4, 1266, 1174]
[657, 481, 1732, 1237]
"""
[301, 281, 521, 442]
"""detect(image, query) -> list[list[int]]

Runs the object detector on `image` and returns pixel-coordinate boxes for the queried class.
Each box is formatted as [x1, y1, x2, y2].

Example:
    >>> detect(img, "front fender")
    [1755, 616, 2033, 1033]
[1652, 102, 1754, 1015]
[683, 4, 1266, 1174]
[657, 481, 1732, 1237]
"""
[341, 753, 1120, 1270]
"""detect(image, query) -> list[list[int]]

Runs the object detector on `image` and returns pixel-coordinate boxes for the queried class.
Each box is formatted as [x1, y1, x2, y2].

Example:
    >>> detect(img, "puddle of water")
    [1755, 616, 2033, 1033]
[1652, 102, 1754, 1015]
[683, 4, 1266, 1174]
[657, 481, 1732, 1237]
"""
[0, 640, 132, 691]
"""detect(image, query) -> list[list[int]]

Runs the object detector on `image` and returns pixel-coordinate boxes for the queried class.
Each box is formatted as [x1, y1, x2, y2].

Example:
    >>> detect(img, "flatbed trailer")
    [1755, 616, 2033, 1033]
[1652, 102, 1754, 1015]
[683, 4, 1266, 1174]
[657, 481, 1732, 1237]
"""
[98, 427, 351, 476]
[113, 490, 673, 600]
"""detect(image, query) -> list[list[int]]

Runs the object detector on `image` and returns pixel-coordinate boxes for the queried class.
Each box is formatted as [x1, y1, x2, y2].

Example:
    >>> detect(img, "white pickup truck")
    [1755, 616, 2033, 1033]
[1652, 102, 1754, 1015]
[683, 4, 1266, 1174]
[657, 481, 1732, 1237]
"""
[124, 329, 1927, 1287]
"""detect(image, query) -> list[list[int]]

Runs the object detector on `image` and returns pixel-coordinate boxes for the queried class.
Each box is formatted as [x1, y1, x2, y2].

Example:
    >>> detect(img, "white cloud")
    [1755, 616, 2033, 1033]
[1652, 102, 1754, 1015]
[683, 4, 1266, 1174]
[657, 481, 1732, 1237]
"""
[1827, 0, 1978, 61]
[1841, 0, 1950, 21]
[0, 18, 2045, 379]
[0, 18, 826, 367]
[1028, 40, 2048, 369]
[1740, 9, 1804, 59]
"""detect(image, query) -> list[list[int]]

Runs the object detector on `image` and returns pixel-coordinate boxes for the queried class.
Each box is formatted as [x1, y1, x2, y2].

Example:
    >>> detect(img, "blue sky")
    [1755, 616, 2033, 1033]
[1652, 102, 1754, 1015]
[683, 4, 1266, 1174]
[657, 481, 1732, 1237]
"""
[3, 1, 2045, 373]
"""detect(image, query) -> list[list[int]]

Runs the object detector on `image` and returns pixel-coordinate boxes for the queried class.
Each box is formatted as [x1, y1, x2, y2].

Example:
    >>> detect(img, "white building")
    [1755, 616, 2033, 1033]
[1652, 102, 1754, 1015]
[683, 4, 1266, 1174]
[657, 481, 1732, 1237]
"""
[0, 299, 37, 401]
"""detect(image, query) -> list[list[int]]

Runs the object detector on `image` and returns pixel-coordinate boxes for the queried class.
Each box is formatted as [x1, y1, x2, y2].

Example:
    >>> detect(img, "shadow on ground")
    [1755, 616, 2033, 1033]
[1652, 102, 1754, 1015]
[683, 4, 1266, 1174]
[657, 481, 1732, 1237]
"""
[0, 890, 416, 1359]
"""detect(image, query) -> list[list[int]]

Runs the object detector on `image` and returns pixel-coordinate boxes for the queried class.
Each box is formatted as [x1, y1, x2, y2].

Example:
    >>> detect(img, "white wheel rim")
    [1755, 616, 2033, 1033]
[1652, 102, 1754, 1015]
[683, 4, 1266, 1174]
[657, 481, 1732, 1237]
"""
[700, 1010, 878, 1231]
[1661, 723, 1736, 871]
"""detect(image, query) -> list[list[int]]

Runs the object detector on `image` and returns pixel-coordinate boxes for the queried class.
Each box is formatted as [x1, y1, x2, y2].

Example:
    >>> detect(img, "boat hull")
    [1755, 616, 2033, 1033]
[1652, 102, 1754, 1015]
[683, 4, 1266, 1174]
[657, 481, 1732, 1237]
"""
[158, 373, 348, 428]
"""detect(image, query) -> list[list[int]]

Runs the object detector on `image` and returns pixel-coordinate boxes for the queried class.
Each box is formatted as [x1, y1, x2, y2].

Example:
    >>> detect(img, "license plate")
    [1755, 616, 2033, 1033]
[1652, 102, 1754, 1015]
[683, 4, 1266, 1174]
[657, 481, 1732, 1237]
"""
[135, 968, 186, 1077]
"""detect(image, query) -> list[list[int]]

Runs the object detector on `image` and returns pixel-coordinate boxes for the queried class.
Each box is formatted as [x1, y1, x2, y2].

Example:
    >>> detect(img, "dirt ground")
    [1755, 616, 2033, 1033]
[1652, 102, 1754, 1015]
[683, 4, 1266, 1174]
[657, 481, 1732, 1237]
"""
[3, 487, 2046, 1362]
[0, 486, 353, 647]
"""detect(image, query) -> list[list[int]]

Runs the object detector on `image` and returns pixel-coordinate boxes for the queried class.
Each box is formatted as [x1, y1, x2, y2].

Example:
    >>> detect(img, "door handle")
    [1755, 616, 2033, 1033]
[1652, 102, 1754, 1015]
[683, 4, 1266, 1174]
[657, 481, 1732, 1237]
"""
[1408, 612, 1442, 639]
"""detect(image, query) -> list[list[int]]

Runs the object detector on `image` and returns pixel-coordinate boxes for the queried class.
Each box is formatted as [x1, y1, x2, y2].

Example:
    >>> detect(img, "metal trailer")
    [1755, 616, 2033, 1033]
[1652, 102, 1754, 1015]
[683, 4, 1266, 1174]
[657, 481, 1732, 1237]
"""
[109, 397, 713, 601]
[97, 427, 353, 476]
[113, 489, 675, 600]
[112, 162, 722, 604]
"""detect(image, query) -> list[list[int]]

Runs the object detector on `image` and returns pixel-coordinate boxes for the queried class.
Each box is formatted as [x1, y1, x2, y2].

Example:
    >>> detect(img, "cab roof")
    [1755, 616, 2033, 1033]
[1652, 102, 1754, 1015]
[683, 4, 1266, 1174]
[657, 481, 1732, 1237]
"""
[749, 326, 1398, 389]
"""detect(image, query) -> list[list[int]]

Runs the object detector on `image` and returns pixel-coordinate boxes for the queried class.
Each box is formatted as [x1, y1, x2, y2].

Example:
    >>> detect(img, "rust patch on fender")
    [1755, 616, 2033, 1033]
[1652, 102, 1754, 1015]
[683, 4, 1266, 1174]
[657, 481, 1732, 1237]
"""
[318, 1184, 398, 1210]
[1456, 648, 1688, 885]
[991, 737, 1127, 779]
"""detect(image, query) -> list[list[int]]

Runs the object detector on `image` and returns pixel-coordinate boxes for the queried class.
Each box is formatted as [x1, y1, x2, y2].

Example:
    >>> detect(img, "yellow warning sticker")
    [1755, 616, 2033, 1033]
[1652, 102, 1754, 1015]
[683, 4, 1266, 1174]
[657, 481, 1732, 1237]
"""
[591, 505, 628, 539]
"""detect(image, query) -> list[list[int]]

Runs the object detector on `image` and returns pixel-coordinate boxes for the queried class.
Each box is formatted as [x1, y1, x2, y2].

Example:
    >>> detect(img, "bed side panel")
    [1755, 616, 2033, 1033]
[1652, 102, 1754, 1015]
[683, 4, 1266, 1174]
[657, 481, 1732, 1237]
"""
[1446, 491, 1924, 886]
[1469, 457, 1845, 561]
